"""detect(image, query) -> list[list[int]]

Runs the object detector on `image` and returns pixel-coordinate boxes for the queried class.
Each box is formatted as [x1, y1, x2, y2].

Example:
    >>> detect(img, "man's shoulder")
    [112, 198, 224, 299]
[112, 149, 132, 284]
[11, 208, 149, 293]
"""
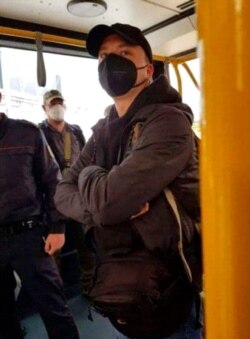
[138, 103, 192, 125]
[67, 123, 85, 142]
[11, 118, 39, 131]
[38, 120, 48, 129]
[68, 123, 82, 132]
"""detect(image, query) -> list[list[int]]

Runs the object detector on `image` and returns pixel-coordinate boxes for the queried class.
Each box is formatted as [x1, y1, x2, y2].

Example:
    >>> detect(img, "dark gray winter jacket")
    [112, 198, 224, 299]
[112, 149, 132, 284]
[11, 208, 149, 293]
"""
[54, 76, 200, 261]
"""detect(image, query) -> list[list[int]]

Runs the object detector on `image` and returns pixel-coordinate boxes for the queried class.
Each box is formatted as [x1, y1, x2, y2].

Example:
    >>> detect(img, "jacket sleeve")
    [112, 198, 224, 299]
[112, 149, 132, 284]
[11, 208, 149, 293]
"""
[73, 124, 86, 149]
[78, 109, 194, 225]
[54, 135, 95, 224]
[34, 130, 65, 233]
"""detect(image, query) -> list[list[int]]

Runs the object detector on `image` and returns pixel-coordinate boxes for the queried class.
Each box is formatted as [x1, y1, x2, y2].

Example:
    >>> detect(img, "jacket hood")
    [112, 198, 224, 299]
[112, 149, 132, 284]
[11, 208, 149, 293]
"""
[104, 75, 194, 126]
[130, 75, 194, 125]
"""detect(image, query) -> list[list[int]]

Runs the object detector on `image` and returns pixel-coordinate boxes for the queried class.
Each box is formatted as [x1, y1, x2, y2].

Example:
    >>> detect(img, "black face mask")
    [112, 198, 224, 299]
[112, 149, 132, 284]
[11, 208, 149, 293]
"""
[98, 53, 148, 97]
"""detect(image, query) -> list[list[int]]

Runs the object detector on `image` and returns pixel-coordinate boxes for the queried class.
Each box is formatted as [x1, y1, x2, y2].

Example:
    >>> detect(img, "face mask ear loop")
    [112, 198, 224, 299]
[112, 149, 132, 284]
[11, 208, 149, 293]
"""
[136, 64, 148, 70]
[132, 78, 148, 88]
[133, 64, 149, 88]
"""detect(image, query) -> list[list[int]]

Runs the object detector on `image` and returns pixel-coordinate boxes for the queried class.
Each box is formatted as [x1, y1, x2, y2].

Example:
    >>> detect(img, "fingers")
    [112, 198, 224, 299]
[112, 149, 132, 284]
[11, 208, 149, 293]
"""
[44, 240, 53, 255]
[131, 202, 149, 219]
[43, 234, 65, 255]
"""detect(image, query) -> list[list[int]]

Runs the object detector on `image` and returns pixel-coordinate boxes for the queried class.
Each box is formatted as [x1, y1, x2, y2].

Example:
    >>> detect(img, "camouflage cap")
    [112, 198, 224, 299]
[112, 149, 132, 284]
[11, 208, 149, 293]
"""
[43, 89, 64, 105]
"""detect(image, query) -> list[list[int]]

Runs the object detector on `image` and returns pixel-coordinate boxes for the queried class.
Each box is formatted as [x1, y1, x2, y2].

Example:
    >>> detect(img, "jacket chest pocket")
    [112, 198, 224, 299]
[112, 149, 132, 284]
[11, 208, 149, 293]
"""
[0, 146, 35, 179]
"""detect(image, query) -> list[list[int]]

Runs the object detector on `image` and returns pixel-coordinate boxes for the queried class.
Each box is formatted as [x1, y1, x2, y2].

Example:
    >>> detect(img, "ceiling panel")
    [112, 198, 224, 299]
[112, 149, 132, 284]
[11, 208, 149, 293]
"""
[0, 0, 197, 57]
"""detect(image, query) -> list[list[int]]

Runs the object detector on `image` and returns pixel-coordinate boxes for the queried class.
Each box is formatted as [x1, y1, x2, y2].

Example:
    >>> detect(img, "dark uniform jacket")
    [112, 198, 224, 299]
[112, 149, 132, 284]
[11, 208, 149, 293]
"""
[0, 113, 65, 233]
[54, 76, 201, 277]
[39, 121, 85, 171]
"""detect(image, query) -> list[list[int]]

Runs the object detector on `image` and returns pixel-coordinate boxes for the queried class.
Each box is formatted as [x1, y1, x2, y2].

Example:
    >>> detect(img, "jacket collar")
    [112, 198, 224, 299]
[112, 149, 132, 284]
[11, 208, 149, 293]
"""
[0, 113, 9, 139]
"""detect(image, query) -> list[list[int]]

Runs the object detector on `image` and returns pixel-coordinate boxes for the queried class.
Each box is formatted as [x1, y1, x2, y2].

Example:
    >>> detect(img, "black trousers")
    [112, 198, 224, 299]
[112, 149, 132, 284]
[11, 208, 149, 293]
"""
[0, 265, 24, 339]
[0, 226, 79, 339]
[60, 220, 96, 292]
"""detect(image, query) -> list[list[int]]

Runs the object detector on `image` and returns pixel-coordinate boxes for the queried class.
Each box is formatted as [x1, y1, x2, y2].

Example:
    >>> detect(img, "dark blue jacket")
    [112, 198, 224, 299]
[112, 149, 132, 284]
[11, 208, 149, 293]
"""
[0, 113, 65, 233]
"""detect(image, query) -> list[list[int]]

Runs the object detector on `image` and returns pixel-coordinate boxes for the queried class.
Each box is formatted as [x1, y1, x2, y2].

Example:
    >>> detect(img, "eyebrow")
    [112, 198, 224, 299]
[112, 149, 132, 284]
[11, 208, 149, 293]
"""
[99, 41, 135, 53]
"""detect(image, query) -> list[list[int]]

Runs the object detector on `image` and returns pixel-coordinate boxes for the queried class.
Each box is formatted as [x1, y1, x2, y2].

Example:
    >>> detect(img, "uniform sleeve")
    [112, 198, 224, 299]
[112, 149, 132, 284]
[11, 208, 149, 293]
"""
[34, 129, 65, 233]
[77, 110, 194, 225]
[54, 135, 95, 224]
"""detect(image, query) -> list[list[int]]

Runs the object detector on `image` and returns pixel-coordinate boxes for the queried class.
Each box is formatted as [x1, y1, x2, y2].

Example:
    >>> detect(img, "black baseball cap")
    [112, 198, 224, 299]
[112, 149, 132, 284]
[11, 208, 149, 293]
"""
[86, 23, 153, 63]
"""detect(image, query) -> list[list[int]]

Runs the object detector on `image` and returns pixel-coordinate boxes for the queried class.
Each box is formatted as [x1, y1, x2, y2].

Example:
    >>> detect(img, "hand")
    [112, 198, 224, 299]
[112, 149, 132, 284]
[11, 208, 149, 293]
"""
[131, 202, 149, 219]
[44, 233, 65, 255]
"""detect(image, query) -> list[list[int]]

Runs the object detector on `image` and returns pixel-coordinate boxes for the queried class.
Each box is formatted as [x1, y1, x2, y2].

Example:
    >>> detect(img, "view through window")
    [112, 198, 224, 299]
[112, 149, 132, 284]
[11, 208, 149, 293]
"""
[0, 47, 113, 139]
[169, 59, 201, 136]
[0, 47, 200, 139]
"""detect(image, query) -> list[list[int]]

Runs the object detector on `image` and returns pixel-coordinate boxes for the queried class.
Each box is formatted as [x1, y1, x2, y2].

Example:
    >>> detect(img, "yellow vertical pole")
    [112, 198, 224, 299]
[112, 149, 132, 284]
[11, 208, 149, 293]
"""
[198, 1, 250, 338]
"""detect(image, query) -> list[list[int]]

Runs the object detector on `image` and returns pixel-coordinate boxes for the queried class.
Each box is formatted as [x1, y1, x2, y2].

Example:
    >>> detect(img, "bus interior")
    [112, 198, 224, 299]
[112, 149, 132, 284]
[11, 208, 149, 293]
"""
[0, 0, 200, 138]
[0, 3, 200, 337]
[1, 1, 250, 338]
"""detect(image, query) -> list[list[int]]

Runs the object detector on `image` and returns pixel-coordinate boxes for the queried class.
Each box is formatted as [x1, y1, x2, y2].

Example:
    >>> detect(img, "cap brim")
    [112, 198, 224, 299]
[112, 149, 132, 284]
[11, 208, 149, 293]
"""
[86, 24, 138, 58]
[45, 95, 64, 104]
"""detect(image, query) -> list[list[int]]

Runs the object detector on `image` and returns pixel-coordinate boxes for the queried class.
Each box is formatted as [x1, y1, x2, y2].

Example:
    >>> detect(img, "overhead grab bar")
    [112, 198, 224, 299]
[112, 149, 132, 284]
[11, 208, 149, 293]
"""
[36, 32, 46, 87]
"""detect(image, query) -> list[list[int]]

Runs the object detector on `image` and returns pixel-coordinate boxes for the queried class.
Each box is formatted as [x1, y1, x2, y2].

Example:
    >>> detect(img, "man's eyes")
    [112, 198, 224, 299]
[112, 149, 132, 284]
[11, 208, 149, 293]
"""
[98, 49, 132, 60]
[120, 49, 132, 57]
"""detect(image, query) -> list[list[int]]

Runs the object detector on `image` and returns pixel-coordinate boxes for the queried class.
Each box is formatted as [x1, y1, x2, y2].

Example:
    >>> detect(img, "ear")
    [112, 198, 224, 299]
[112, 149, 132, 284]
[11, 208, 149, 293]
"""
[42, 104, 46, 112]
[147, 63, 154, 78]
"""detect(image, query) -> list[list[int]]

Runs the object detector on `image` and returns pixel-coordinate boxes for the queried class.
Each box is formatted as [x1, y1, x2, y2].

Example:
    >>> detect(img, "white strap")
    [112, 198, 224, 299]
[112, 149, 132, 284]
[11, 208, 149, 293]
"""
[164, 189, 193, 283]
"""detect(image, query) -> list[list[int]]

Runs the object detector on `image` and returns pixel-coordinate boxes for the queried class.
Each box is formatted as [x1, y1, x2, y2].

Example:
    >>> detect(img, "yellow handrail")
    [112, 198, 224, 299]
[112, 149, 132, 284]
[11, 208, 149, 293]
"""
[172, 63, 182, 95]
[181, 62, 200, 90]
[0, 26, 85, 48]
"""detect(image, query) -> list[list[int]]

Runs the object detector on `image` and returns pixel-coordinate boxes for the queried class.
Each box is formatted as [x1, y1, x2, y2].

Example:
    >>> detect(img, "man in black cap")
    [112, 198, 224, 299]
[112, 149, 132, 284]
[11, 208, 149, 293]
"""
[55, 23, 202, 339]
[0, 92, 80, 339]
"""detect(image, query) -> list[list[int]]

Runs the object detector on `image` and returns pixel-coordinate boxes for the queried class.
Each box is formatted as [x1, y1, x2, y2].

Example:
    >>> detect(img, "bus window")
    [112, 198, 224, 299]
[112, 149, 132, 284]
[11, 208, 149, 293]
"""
[169, 58, 200, 136]
[0, 47, 113, 139]
[0, 47, 200, 138]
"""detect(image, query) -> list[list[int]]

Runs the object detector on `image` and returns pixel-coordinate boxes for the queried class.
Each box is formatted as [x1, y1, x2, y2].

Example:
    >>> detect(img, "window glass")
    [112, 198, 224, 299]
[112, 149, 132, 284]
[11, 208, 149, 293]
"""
[0, 47, 113, 139]
[169, 59, 201, 136]
[0, 47, 201, 138]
